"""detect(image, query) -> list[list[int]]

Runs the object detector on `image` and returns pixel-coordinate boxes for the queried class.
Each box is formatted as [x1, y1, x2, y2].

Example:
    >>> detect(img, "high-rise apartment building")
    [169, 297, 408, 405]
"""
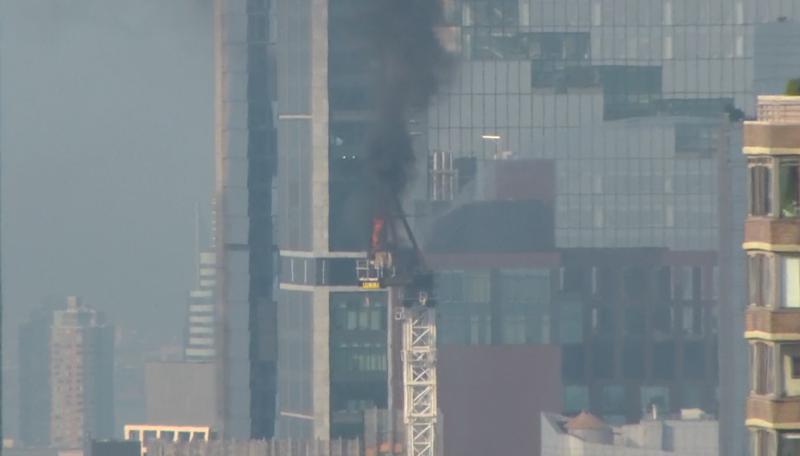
[49, 296, 114, 451]
[212, 0, 278, 439]
[18, 306, 55, 447]
[426, 158, 718, 428]
[743, 95, 800, 455]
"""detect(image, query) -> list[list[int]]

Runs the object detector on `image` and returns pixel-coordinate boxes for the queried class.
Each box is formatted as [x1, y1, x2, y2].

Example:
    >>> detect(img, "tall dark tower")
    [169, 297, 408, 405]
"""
[213, 0, 278, 439]
[274, 0, 395, 441]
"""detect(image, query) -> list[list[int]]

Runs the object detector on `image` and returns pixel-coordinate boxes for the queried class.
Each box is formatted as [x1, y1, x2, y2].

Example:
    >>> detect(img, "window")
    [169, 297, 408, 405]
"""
[780, 345, 800, 396]
[672, 266, 694, 301]
[563, 385, 590, 414]
[749, 165, 773, 216]
[653, 342, 676, 380]
[562, 344, 585, 381]
[751, 342, 775, 395]
[559, 300, 583, 344]
[623, 340, 644, 379]
[641, 386, 670, 414]
[656, 267, 672, 298]
[779, 160, 800, 218]
[561, 267, 587, 292]
[783, 257, 800, 308]
[652, 306, 674, 335]
[780, 432, 800, 456]
[592, 341, 614, 379]
[600, 385, 626, 414]
[623, 268, 646, 298]
[624, 307, 645, 336]
[753, 429, 775, 456]
[675, 124, 718, 156]
[683, 342, 705, 379]
[591, 306, 615, 336]
[748, 254, 774, 307]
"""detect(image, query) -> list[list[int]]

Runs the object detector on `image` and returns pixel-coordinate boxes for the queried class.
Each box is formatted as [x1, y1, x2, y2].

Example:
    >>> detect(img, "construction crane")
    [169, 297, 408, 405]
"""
[356, 200, 438, 456]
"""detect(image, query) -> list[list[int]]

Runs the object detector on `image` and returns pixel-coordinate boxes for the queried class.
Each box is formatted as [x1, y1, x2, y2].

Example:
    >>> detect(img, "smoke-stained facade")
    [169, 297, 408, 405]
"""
[213, 0, 278, 440]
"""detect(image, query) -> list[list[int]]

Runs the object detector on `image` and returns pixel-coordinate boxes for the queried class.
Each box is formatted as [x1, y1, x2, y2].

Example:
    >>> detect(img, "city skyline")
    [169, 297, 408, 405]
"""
[5, 1, 800, 456]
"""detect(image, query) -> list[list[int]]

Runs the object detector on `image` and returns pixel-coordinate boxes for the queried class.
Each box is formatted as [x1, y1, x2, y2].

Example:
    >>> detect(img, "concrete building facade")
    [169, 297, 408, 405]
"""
[743, 95, 800, 455]
[49, 297, 114, 451]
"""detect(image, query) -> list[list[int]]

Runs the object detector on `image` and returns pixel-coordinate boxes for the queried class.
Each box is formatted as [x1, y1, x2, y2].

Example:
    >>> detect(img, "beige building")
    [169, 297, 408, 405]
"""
[50, 297, 114, 450]
[743, 95, 800, 455]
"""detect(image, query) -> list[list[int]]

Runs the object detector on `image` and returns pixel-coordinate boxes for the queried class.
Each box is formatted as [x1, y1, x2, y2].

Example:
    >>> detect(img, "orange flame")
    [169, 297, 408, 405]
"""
[371, 217, 385, 251]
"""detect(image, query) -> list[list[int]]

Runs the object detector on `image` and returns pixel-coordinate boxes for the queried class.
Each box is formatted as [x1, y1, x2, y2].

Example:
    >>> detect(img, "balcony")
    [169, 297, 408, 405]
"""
[745, 218, 800, 250]
[747, 395, 800, 428]
[744, 123, 800, 151]
[746, 308, 800, 339]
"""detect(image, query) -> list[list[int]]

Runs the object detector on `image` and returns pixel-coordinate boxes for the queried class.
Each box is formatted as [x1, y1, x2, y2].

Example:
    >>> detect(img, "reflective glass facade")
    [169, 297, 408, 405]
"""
[436, 268, 551, 345]
[416, 0, 800, 454]
[419, 3, 800, 455]
[275, 0, 389, 441]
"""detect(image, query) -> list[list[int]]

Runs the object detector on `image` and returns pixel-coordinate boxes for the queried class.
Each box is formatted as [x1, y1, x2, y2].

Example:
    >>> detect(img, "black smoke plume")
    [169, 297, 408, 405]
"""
[364, 0, 452, 213]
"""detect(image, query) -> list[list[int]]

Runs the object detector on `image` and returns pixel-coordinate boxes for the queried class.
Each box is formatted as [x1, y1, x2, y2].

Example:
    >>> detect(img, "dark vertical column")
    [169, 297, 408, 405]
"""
[247, 0, 278, 440]
[718, 121, 748, 456]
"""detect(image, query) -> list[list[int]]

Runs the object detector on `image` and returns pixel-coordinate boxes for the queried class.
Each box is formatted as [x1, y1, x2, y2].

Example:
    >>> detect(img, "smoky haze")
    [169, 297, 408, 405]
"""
[1, 0, 213, 435]
[365, 0, 451, 215]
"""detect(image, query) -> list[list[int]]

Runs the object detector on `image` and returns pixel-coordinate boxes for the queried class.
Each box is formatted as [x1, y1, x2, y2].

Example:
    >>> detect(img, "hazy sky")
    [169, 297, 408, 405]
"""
[1, 0, 213, 388]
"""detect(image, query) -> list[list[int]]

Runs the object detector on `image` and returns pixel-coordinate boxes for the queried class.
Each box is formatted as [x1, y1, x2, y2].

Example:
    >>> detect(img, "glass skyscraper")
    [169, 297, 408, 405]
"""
[213, 0, 278, 440]
[274, 0, 391, 441]
[421, 2, 800, 455]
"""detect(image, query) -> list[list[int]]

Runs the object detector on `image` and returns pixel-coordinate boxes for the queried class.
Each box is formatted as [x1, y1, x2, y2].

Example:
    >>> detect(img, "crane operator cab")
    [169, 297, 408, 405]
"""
[356, 215, 436, 308]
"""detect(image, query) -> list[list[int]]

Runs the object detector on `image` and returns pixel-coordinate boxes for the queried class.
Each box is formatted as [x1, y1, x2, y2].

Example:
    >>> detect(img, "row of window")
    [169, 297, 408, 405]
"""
[559, 265, 715, 302]
[562, 340, 707, 382]
[747, 253, 800, 308]
[748, 158, 800, 218]
[563, 383, 706, 416]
